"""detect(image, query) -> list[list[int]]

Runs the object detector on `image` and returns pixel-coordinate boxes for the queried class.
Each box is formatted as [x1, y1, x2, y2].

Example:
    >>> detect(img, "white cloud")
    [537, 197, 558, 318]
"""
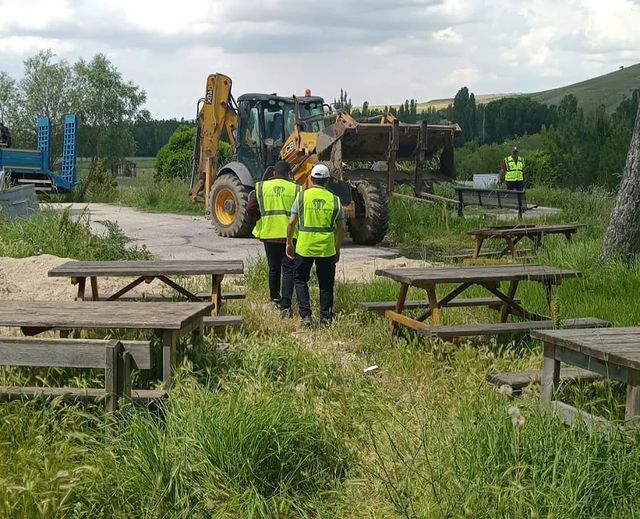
[433, 27, 463, 44]
[440, 67, 479, 87]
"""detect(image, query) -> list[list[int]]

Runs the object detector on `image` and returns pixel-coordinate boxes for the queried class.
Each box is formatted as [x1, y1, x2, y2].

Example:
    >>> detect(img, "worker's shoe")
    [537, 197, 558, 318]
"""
[301, 315, 313, 328]
[280, 307, 293, 319]
[319, 317, 332, 328]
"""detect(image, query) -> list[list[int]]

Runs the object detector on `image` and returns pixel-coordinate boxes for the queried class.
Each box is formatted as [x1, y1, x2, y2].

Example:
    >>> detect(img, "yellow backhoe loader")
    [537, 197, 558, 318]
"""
[189, 73, 461, 244]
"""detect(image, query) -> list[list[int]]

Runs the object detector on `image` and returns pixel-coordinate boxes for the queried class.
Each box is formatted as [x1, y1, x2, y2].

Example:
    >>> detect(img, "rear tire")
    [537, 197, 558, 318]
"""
[210, 174, 254, 238]
[347, 181, 389, 245]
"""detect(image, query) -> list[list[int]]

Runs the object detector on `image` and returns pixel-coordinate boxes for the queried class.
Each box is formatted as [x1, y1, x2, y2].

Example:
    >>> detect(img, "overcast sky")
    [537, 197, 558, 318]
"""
[1, 0, 639, 119]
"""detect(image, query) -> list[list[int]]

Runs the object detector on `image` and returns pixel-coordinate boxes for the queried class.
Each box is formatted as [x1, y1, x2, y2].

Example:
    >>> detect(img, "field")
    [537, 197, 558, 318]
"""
[3, 183, 640, 517]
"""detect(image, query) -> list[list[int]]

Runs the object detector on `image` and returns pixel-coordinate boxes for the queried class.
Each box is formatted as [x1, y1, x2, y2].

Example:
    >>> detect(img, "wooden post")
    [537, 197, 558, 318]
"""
[472, 237, 484, 259]
[74, 277, 86, 301]
[211, 274, 223, 316]
[90, 276, 99, 301]
[414, 120, 428, 196]
[387, 119, 399, 195]
[118, 350, 132, 406]
[544, 281, 557, 320]
[505, 237, 518, 260]
[161, 330, 179, 388]
[625, 369, 640, 423]
[104, 340, 122, 414]
[425, 285, 441, 326]
[540, 342, 560, 407]
[499, 280, 519, 323]
[390, 283, 409, 338]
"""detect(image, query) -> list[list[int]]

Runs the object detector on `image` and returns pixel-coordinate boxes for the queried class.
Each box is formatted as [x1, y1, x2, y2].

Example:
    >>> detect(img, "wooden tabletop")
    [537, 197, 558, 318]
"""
[468, 224, 585, 238]
[375, 264, 581, 285]
[48, 260, 244, 277]
[0, 301, 212, 330]
[533, 327, 640, 371]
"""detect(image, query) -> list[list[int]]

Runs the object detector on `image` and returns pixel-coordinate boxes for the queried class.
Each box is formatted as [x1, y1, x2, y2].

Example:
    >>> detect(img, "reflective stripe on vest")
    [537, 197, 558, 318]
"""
[505, 156, 525, 182]
[296, 187, 340, 257]
[252, 179, 300, 240]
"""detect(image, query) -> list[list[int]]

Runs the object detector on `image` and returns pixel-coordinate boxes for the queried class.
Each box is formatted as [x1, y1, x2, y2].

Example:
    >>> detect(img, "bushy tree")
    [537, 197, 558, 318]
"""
[155, 125, 233, 181]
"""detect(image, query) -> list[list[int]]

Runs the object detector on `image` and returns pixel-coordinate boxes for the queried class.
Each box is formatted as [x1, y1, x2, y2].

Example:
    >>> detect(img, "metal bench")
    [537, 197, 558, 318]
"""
[419, 317, 610, 339]
[455, 187, 534, 218]
[360, 297, 520, 315]
[0, 337, 165, 412]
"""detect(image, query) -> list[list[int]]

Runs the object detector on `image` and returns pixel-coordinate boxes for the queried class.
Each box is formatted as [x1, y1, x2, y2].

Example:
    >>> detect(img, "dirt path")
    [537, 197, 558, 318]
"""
[43, 203, 429, 282]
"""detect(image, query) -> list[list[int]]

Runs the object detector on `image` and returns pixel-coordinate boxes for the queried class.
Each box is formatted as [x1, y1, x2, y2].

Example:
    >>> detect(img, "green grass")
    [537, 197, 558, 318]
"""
[5, 184, 640, 517]
[0, 207, 151, 260]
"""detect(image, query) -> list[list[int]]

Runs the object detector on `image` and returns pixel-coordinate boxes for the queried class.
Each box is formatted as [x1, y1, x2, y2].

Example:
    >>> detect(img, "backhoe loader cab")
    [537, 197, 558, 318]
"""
[235, 94, 325, 182]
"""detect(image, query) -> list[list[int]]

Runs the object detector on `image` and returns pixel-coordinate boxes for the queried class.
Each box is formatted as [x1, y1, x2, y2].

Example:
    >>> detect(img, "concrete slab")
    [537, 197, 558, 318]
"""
[44, 203, 399, 264]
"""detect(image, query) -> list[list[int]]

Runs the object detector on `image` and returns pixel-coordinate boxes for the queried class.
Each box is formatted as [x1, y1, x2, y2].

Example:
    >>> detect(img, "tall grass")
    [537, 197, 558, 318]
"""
[0, 208, 151, 260]
[118, 178, 202, 215]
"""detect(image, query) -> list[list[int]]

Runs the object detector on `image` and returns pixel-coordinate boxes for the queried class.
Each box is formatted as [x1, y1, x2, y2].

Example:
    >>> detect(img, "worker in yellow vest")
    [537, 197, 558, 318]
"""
[500, 147, 526, 191]
[251, 161, 300, 316]
[286, 164, 345, 327]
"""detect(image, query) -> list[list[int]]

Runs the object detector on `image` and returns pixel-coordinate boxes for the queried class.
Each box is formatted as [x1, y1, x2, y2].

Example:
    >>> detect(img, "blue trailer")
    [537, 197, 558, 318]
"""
[0, 115, 78, 192]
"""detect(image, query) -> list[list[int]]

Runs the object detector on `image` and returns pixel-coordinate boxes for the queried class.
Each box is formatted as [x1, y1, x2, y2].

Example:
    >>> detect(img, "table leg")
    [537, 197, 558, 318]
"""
[90, 276, 99, 301]
[74, 277, 86, 301]
[472, 237, 484, 259]
[625, 370, 640, 423]
[161, 329, 179, 388]
[390, 283, 409, 338]
[211, 275, 224, 316]
[505, 237, 518, 260]
[499, 280, 519, 323]
[540, 342, 560, 407]
[425, 285, 441, 326]
[543, 281, 557, 320]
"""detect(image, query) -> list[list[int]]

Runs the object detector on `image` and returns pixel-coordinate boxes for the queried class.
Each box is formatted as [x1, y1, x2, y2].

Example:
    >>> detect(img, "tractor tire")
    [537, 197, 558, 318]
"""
[210, 174, 254, 238]
[347, 181, 389, 245]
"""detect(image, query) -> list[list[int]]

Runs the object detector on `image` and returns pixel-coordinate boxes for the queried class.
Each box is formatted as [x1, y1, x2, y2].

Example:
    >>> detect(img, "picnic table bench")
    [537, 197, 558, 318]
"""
[375, 264, 585, 339]
[0, 337, 165, 412]
[455, 186, 533, 218]
[0, 301, 211, 387]
[48, 260, 244, 316]
[468, 224, 585, 260]
[533, 327, 640, 426]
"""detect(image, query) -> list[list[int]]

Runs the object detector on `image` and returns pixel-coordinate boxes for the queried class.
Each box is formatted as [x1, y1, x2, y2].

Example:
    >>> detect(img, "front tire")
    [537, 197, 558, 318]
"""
[347, 181, 389, 245]
[210, 174, 254, 237]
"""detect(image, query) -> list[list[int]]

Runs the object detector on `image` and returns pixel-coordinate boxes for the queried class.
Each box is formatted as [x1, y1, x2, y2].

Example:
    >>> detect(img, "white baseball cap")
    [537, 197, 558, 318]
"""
[311, 164, 330, 179]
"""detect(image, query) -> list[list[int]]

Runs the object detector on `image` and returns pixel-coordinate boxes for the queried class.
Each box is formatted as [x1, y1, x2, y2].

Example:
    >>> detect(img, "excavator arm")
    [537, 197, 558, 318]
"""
[189, 73, 238, 210]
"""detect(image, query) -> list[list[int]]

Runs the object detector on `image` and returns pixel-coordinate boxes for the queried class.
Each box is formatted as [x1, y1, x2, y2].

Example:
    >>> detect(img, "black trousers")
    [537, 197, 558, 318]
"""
[263, 241, 295, 310]
[294, 254, 336, 320]
[506, 180, 524, 191]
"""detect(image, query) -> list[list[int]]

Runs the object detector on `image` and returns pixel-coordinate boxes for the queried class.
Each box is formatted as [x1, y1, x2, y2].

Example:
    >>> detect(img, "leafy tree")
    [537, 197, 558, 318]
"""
[0, 72, 16, 123]
[334, 89, 352, 113]
[155, 125, 233, 181]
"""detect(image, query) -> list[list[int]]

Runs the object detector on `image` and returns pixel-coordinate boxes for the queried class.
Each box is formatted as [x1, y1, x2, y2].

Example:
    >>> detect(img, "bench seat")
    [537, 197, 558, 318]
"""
[420, 317, 610, 339]
[361, 297, 519, 314]
[487, 367, 600, 391]
[202, 315, 243, 328]
[0, 386, 168, 401]
[95, 291, 246, 302]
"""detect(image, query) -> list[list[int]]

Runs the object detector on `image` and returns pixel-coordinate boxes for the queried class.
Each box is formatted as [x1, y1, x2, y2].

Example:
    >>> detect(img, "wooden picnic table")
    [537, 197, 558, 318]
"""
[0, 301, 211, 386]
[48, 260, 244, 316]
[468, 224, 585, 260]
[533, 327, 640, 426]
[375, 264, 581, 337]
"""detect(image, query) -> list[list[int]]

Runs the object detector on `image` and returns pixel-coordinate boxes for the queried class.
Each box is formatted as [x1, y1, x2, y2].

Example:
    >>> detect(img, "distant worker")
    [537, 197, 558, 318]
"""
[0, 121, 11, 148]
[286, 164, 345, 327]
[500, 147, 526, 190]
[249, 160, 300, 317]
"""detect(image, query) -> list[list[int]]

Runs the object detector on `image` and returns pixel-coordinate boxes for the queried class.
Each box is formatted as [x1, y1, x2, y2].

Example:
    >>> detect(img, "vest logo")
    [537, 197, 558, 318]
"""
[273, 186, 285, 196]
[312, 199, 326, 211]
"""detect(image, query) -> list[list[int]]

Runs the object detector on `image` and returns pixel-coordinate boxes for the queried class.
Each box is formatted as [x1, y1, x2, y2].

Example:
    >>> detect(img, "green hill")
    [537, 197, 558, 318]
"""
[529, 63, 640, 113]
[378, 63, 640, 114]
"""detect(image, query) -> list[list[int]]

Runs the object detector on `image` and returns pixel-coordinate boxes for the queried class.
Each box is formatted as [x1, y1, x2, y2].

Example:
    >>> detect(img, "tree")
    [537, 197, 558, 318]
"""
[335, 89, 352, 113]
[0, 72, 16, 123]
[602, 102, 640, 259]
[73, 53, 146, 166]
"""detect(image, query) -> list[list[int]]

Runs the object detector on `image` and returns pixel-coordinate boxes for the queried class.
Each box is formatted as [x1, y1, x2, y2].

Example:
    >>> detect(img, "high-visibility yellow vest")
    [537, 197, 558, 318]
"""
[504, 156, 525, 182]
[252, 178, 300, 240]
[295, 187, 341, 258]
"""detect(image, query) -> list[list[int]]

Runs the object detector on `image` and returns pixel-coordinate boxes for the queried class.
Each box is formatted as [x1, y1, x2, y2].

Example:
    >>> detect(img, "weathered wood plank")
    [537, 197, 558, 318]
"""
[375, 264, 581, 286]
[94, 291, 246, 302]
[360, 296, 521, 313]
[202, 315, 243, 328]
[49, 260, 244, 277]
[421, 318, 610, 339]
[0, 301, 212, 330]
[0, 387, 168, 402]
[384, 310, 428, 331]
[469, 224, 585, 239]
[488, 367, 600, 390]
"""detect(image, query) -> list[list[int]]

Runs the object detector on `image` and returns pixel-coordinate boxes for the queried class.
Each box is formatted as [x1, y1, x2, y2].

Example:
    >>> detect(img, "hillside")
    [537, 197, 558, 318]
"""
[379, 63, 640, 113]
[529, 63, 640, 113]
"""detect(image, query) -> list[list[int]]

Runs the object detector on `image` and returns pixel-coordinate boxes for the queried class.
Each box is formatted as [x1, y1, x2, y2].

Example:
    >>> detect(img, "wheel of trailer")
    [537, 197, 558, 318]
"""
[347, 181, 389, 245]
[210, 174, 254, 237]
